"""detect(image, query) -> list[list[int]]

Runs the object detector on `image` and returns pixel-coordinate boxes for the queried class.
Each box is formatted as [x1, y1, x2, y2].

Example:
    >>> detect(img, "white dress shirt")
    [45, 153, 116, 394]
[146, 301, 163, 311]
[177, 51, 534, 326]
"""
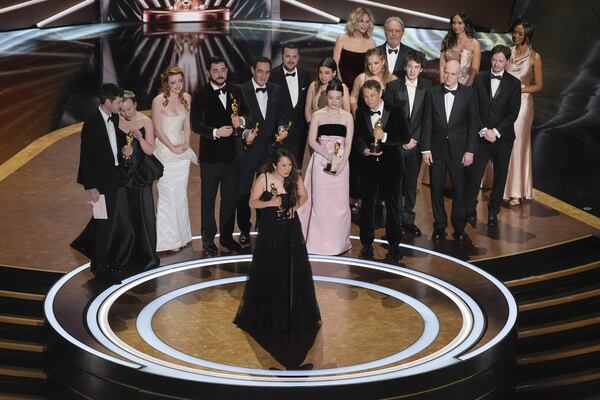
[405, 77, 418, 117]
[284, 67, 299, 108]
[444, 84, 457, 124]
[386, 44, 399, 74]
[99, 106, 118, 166]
[478, 70, 504, 139]
[210, 82, 227, 109]
[252, 79, 268, 120]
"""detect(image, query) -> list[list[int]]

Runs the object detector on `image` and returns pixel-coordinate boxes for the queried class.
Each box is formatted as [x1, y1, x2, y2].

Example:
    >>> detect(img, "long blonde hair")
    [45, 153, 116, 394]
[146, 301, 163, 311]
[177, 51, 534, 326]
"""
[345, 7, 374, 39]
[159, 66, 189, 110]
[364, 48, 392, 84]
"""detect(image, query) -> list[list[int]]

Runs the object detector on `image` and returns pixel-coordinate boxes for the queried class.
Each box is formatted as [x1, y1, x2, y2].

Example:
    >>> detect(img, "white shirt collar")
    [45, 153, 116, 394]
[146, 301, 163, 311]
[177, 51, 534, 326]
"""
[371, 100, 384, 113]
[252, 79, 266, 90]
[283, 67, 298, 76]
[444, 84, 458, 91]
[210, 82, 226, 90]
[386, 43, 400, 51]
[405, 77, 418, 87]
[491, 69, 504, 78]
[99, 106, 111, 123]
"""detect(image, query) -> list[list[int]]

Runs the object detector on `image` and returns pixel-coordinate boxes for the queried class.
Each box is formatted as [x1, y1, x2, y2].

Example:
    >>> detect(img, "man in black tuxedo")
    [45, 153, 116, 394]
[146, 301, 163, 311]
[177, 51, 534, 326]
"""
[354, 80, 411, 261]
[467, 45, 522, 227]
[377, 16, 417, 77]
[237, 57, 285, 244]
[191, 56, 249, 255]
[72, 83, 124, 282]
[384, 50, 431, 237]
[269, 43, 311, 169]
[421, 60, 478, 241]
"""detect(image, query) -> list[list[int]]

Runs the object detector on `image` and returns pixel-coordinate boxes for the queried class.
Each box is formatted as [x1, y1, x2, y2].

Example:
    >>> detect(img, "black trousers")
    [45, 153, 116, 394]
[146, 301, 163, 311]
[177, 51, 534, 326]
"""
[466, 140, 514, 217]
[236, 193, 252, 234]
[200, 161, 238, 242]
[400, 148, 422, 225]
[430, 143, 467, 232]
[359, 157, 403, 247]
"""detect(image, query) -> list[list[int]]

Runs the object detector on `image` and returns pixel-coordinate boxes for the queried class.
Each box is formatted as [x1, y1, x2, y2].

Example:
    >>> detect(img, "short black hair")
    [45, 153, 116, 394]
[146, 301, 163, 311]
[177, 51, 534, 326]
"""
[491, 45, 511, 61]
[404, 50, 426, 67]
[362, 79, 382, 92]
[252, 56, 272, 69]
[207, 56, 227, 71]
[99, 83, 124, 104]
[281, 43, 300, 55]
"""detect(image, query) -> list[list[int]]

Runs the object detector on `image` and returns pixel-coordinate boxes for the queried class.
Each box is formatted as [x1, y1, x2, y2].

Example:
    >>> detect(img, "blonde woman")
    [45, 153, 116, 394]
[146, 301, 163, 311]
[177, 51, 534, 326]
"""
[333, 7, 377, 91]
[350, 47, 398, 115]
[152, 66, 198, 252]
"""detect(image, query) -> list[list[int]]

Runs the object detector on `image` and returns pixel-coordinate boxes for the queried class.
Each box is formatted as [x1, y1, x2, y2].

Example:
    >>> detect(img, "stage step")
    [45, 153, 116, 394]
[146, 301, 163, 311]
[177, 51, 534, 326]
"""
[0, 365, 47, 396]
[0, 392, 47, 400]
[0, 266, 62, 295]
[0, 315, 45, 343]
[0, 290, 45, 318]
[516, 367, 600, 399]
[0, 339, 45, 369]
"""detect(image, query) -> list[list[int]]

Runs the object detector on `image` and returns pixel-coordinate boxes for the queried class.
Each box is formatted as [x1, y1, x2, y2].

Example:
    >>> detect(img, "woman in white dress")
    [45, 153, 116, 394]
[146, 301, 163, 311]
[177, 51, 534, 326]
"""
[152, 66, 198, 252]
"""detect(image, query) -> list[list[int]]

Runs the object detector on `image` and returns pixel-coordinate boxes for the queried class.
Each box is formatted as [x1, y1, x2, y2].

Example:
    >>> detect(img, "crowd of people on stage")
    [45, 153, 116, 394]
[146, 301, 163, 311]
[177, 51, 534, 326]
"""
[71, 7, 543, 285]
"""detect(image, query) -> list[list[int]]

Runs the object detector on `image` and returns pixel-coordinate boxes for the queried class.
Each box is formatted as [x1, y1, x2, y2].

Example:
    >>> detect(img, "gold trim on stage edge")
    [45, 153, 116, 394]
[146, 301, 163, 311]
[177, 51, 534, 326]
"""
[143, 8, 230, 23]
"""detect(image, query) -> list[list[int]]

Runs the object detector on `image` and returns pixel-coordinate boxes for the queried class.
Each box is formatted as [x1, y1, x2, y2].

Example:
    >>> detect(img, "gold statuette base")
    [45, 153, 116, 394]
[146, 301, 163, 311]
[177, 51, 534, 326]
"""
[143, 8, 230, 23]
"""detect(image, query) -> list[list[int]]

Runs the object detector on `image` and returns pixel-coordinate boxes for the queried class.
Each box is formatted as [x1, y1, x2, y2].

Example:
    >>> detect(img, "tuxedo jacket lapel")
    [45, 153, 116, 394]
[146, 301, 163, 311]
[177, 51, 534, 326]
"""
[493, 75, 508, 101]
[412, 83, 426, 120]
[381, 108, 391, 130]
[435, 89, 448, 128]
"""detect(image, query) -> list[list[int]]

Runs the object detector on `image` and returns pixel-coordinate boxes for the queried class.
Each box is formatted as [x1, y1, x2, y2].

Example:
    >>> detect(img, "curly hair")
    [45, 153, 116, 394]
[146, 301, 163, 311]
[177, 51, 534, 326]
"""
[159, 66, 189, 110]
[364, 47, 392, 84]
[441, 11, 477, 52]
[345, 7, 374, 38]
[260, 148, 300, 209]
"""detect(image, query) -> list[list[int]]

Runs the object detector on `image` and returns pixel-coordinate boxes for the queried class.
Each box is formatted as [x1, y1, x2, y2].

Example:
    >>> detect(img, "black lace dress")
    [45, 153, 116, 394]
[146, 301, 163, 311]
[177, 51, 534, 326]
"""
[71, 127, 163, 279]
[234, 174, 321, 338]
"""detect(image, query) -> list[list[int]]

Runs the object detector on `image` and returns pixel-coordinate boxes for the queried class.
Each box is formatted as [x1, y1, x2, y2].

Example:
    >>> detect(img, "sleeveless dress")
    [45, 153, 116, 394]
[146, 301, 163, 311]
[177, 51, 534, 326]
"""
[234, 175, 321, 338]
[71, 127, 164, 278]
[297, 124, 352, 255]
[154, 112, 198, 251]
[444, 48, 475, 85]
[504, 46, 534, 200]
[339, 48, 366, 91]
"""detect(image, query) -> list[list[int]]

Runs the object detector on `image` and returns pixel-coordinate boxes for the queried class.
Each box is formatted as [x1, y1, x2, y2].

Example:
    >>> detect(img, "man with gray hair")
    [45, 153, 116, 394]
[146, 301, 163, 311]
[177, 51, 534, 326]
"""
[377, 16, 417, 77]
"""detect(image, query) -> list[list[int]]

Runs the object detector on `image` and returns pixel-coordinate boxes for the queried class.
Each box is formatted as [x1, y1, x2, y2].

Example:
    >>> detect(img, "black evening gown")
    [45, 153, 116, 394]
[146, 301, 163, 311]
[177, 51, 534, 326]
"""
[71, 127, 163, 279]
[234, 179, 321, 338]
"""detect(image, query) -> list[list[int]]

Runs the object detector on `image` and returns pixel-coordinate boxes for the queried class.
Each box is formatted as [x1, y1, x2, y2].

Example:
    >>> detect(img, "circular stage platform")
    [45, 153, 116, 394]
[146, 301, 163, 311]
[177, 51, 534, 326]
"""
[45, 239, 517, 399]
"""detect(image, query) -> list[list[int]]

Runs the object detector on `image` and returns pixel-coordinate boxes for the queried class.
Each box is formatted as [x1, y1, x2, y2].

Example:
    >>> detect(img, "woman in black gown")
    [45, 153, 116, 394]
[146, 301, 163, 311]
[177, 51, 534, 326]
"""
[234, 149, 321, 338]
[71, 90, 163, 282]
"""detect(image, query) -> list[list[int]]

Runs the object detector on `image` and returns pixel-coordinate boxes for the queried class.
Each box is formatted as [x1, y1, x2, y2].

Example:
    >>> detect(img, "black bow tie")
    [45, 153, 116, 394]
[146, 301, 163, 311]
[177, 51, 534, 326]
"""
[255, 87, 267, 93]
[368, 109, 381, 116]
[491, 74, 502, 80]
[443, 87, 457, 95]
[214, 87, 226, 94]
[388, 48, 398, 54]
[285, 72, 296, 77]
[106, 115, 113, 123]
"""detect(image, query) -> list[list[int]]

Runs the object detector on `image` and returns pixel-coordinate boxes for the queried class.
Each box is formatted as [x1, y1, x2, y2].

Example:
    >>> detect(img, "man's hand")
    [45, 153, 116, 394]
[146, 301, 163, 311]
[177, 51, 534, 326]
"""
[216, 126, 234, 137]
[231, 115, 242, 128]
[483, 129, 497, 143]
[277, 125, 289, 141]
[422, 152, 433, 166]
[89, 188, 100, 203]
[244, 129, 257, 144]
[462, 152, 474, 166]
[402, 138, 417, 150]
[363, 148, 382, 157]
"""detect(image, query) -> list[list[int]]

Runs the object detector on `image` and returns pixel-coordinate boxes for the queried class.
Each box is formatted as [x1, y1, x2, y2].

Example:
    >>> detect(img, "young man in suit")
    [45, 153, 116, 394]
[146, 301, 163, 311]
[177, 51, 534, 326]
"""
[269, 43, 311, 169]
[191, 56, 249, 254]
[72, 83, 124, 282]
[237, 57, 285, 244]
[421, 59, 478, 241]
[377, 16, 417, 77]
[354, 80, 411, 261]
[467, 45, 522, 227]
[384, 50, 432, 237]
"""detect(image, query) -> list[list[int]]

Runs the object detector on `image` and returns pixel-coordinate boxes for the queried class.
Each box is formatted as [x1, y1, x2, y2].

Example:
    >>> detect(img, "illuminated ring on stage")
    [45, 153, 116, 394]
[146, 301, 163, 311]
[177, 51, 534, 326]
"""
[133, 275, 440, 377]
[84, 254, 487, 384]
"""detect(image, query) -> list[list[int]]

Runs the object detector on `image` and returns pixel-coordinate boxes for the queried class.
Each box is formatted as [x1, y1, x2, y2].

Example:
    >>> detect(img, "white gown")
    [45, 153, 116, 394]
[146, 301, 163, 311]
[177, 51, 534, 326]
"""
[154, 112, 198, 251]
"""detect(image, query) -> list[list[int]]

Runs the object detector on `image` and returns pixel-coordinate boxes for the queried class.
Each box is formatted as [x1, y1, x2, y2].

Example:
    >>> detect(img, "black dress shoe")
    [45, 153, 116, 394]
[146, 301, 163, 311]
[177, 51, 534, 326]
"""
[387, 244, 403, 261]
[203, 240, 218, 255]
[238, 231, 250, 245]
[452, 231, 467, 241]
[466, 215, 477, 227]
[402, 223, 422, 237]
[432, 229, 447, 240]
[487, 215, 498, 228]
[220, 238, 242, 253]
[359, 244, 374, 259]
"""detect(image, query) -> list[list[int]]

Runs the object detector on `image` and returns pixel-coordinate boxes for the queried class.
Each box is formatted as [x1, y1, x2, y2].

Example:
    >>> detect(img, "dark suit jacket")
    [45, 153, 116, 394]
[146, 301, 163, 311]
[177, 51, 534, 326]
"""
[377, 42, 418, 77]
[473, 70, 522, 144]
[269, 64, 311, 146]
[238, 80, 284, 191]
[77, 109, 122, 193]
[190, 82, 249, 163]
[353, 102, 411, 169]
[384, 77, 432, 145]
[421, 83, 479, 160]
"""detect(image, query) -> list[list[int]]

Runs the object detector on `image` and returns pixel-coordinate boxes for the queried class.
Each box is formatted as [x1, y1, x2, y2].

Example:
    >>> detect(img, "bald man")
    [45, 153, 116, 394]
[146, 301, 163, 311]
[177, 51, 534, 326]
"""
[421, 59, 479, 241]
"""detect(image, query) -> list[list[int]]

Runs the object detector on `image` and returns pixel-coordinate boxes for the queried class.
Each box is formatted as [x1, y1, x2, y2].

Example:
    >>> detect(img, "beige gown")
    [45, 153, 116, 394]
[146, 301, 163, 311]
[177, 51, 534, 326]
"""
[504, 46, 534, 200]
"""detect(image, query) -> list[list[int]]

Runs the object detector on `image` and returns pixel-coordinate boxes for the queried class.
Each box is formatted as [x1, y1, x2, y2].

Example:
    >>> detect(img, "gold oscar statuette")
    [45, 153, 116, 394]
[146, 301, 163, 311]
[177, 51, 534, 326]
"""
[324, 142, 341, 174]
[370, 118, 383, 153]
[269, 183, 285, 219]
[122, 131, 134, 166]
[231, 98, 239, 116]
[275, 121, 292, 142]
